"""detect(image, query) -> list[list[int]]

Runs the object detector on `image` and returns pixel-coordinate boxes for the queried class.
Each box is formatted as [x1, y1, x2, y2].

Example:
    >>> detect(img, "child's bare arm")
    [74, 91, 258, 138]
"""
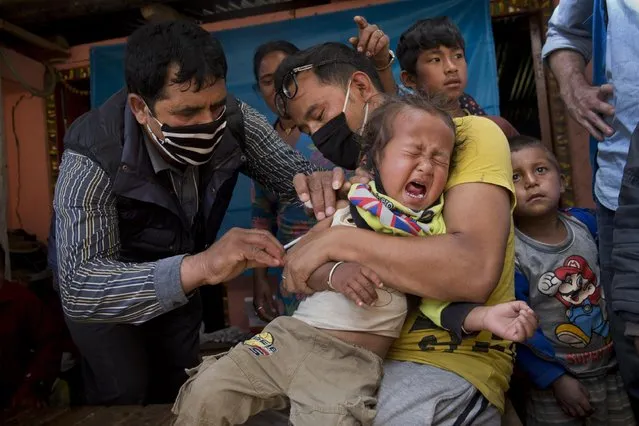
[463, 301, 538, 342]
[306, 261, 382, 307]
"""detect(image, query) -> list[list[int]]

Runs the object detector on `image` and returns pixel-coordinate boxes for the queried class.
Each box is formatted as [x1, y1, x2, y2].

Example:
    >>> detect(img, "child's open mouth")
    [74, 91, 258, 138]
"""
[405, 181, 426, 199]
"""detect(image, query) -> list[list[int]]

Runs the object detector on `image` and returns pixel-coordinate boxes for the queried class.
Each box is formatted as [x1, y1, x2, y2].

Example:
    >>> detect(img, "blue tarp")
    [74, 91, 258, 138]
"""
[89, 0, 497, 238]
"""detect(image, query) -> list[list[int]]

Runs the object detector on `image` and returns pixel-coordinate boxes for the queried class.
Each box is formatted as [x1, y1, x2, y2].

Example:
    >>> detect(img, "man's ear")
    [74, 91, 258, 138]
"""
[400, 70, 417, 91]
[128, 94, 149, 126]
[351, 71, 377, 103]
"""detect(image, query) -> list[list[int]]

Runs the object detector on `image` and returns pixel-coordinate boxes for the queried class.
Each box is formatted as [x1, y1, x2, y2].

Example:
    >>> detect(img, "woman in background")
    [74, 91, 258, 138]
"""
[251, 41, 336, 319]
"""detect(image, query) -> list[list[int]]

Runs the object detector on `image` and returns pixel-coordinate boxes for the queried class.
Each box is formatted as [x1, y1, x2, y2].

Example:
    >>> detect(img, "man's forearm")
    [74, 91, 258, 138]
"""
[240, 102, 320, 204]
[328, 229, 499, 303]
[548, 49, 588, 94]
[61, 255, 190, 324]
[377, 65, 398, 94]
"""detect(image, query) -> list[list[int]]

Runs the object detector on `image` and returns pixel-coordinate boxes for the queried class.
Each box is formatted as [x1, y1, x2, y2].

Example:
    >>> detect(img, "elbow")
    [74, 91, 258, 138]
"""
[58, 276, 94, 322]
[60, 296, 92, 322]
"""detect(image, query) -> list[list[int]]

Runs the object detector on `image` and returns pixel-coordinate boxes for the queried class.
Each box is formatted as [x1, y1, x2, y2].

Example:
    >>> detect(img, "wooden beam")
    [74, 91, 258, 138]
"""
[0, 19, 69, 61]
[141, 4, 189, 22]
[0, 19, 67, 55]
[0, 0, 175, 24]
[528, 12, 552, 148]
[0, 73, 11, 280]
[56, 0, 398, 70]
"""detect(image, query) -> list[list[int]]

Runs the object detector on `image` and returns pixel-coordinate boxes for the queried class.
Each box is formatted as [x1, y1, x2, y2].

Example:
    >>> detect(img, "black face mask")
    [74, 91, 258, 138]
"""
[311, 113, 361, 170]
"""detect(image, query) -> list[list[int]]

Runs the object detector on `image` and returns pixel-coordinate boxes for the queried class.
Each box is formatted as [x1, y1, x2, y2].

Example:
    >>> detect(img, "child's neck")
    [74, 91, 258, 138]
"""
[516, 210, 567, 245]
[451, 106, 465, 118]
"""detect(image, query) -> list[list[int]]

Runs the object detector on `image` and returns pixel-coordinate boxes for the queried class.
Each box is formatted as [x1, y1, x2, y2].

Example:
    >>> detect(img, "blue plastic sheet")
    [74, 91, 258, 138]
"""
[89, 0, 497, 238]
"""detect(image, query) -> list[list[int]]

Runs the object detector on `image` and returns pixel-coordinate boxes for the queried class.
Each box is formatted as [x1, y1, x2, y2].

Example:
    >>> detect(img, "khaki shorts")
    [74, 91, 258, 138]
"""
[172, 316, 383, 426]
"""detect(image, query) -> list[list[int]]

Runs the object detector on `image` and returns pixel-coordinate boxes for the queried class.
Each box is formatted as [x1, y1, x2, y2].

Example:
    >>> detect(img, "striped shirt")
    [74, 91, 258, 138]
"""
[54, 101, 320, 324]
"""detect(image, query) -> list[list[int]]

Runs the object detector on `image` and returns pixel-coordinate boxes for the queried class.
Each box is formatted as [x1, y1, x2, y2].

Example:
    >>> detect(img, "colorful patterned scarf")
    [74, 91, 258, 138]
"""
[347, 181, 446, 237]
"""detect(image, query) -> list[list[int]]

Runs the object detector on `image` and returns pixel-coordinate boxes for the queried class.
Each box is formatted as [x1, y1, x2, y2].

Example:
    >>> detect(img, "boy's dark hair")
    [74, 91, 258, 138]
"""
[253, 40, 299, 83]
[509, 135, 561, 171]
[397, 17, 465, 75]
[274, 42, 383, 100]
[361, 93, 460, 170]
[125, 20, 227, 110]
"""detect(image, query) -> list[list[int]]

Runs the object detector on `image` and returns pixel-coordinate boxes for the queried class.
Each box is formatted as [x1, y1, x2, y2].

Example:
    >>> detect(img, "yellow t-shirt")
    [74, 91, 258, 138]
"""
[386, 116, 516, 413]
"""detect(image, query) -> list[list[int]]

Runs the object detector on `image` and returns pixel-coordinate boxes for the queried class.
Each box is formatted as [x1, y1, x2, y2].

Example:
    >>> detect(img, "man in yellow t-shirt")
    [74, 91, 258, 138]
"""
[386, 115, 516, 413]
[270, 42, 515, 426]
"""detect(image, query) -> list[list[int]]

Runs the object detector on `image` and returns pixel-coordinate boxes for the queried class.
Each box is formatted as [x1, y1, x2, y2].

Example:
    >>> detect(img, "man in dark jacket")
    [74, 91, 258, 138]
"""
[612, 125, 639, 354]
[52, 20, 343, 405]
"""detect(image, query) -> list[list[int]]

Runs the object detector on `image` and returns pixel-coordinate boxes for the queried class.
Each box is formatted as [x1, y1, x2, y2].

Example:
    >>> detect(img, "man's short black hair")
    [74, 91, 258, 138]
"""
[274, 42, 383, 100]
[397, 17, 465, 75]
[253, 40, 300, 83]
[125, 20, 228, 110]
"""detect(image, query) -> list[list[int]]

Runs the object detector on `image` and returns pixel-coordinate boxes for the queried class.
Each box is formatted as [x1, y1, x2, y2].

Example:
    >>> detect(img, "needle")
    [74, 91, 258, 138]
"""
[284, 235, 304, 250]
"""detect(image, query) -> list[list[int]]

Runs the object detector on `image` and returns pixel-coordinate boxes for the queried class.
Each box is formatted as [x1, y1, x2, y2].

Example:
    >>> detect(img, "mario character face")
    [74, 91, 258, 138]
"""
[557, 273, 596, 305]
[553, 256, 600, 307]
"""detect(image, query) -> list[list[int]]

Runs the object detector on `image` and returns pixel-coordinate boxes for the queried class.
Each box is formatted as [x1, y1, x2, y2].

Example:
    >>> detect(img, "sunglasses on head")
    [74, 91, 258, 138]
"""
[274, 59, 348, 117]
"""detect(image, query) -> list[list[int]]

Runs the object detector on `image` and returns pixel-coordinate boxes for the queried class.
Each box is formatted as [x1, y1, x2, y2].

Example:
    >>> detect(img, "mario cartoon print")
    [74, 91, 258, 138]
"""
[538, 255, 609, 348]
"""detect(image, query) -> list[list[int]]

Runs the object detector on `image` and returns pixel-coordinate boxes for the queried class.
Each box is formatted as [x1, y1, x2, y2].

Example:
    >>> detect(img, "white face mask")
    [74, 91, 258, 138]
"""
[342, 78, 369, 136]
[145, 104, 227, 166]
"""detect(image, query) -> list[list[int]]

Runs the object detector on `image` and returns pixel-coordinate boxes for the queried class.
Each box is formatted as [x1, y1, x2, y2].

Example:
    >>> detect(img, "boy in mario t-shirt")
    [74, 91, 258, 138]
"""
[509, 135, 634, 425]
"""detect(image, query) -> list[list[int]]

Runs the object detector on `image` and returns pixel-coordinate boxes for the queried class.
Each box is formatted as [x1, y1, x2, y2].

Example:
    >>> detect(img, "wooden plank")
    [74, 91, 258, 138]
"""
[5, 405, 175, 425]
[529, 12, 553, 148]
[112, 405, 174, 426]
[64, 406, 136, 426]
[5, 407, 70, 425]
[46, 406, 110, 426]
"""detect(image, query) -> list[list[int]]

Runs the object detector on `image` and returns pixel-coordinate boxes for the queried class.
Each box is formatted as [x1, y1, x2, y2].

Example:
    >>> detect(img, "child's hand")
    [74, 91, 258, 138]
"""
[253, 277, 279, 322]
[552, 375, 594, 418]
[330, 263, 382, 307]
[465, 301, 538, 341]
